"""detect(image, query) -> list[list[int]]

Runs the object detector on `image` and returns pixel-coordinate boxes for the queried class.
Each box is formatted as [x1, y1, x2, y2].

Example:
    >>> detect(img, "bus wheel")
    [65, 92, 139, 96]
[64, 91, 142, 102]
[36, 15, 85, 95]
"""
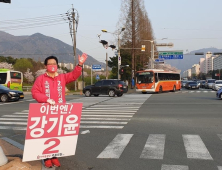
[159, 86, 162, 93]
[0, 94, 9, 102]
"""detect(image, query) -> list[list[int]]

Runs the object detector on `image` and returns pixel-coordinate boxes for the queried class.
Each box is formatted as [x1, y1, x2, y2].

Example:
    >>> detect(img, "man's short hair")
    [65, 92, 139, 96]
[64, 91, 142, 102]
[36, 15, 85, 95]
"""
[44, 56, 58, 66]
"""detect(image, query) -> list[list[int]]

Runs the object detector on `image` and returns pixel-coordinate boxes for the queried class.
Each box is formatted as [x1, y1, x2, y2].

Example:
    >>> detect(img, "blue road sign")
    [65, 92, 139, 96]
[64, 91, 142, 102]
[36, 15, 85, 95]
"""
[158, 51, 183, 60]
[96, 75, 100, 80]
[92, 65, 101, 69]
[155, 59, 164, 62]
[159, 54, 183, 59]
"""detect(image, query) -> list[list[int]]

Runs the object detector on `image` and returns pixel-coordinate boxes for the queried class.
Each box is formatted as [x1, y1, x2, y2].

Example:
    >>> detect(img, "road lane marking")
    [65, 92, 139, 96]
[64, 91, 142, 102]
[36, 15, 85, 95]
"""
[217, 134, 222, 141]
[80, 121, 127, 124]
[0, 122, 27, 125]
[140, 134, 165, 159]
[81, 115, 132, 117]
[182, 135, 213, 160]
[81, 118, 131, 121]
[97, 134, 133, 158]
[218, 166, 222, 170]
[25, 99, 35, 101]
[161, 164, 189, 170]
[3, 115, 28, 118]
[82, 112, 134, 115]
[0, 126, 26, 130]
[0, 118, 27, 121]
[80, 126, 124, 129]
[83, 109, 136, 112]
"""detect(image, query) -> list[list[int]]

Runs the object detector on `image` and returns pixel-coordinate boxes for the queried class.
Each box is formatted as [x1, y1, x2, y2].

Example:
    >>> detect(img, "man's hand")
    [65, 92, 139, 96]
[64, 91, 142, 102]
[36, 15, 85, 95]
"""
[47, 99, 55, 105]
[78, 53, 88, 66]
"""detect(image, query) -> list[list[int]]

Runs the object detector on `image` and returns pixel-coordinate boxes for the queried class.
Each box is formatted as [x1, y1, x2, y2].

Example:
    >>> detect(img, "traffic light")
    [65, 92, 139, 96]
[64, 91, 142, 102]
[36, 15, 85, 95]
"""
[119, 68, 124, 75]
[0, 0, 11, 3]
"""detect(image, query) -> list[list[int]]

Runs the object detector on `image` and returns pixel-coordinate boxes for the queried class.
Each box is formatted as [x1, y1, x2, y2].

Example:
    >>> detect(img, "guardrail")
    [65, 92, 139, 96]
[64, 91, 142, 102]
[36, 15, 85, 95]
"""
[23, 86, 32, 91]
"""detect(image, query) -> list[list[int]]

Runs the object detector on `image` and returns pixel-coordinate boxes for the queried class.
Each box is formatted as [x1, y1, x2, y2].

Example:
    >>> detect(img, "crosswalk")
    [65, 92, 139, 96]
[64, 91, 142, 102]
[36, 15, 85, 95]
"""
[0, 94, 152, 130]
[96, 133, 222, 169]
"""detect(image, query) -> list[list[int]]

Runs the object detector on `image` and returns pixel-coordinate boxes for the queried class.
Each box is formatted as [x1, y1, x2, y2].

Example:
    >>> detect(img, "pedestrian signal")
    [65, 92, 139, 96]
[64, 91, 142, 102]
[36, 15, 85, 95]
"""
[119, 68, 124, 75]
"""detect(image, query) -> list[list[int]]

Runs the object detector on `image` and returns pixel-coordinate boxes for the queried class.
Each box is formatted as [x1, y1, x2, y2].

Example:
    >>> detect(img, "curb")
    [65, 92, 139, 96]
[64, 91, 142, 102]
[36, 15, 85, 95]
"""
[0, 138, 43, 170]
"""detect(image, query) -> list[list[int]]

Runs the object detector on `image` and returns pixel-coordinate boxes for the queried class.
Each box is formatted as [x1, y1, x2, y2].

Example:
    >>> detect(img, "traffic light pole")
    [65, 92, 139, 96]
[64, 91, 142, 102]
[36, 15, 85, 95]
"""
[118, 34, 120, 80]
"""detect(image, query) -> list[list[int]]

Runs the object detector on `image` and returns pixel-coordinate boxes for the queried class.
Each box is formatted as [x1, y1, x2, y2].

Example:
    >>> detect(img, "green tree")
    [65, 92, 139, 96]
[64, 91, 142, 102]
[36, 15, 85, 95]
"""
[13, 58, 33, 73]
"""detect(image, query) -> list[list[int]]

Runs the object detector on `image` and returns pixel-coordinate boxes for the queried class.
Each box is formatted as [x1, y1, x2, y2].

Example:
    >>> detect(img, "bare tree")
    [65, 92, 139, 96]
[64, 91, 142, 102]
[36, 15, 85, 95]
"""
[117, 0, 156, 81]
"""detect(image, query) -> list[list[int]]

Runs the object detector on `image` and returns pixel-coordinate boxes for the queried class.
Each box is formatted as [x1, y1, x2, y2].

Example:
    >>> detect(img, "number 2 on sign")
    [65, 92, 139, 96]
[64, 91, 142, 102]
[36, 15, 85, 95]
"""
[43, 138, 60, 154]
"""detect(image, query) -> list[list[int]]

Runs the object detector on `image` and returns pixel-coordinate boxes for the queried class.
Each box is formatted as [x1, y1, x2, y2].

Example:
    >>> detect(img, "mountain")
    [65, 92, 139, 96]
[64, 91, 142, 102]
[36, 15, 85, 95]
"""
[165, 48, 222, 74]
[0, 31, 106, 68]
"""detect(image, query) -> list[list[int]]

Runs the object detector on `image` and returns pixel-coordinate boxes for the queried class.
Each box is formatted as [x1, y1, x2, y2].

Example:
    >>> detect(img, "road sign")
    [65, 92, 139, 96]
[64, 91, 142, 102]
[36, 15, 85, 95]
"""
[156, 43, 174, 47]
[158, 51, 183, 59]
[118, 56, 121, 65]
[141, 45, 145, 51]
[96, 75, 100, 80]
[92, 65, 101, 71]
[155, 59, 164, 63]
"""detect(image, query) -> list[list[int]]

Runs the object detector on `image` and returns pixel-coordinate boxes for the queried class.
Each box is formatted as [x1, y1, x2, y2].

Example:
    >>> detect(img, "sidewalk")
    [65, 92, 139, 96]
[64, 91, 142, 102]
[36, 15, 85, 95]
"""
[0, 138, 41, 170]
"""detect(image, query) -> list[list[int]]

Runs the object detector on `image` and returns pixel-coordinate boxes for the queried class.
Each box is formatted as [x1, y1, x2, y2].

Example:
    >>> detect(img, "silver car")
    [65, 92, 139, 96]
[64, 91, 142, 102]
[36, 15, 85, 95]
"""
[212, 80, 222, 91]
[205, 79, 216, 89]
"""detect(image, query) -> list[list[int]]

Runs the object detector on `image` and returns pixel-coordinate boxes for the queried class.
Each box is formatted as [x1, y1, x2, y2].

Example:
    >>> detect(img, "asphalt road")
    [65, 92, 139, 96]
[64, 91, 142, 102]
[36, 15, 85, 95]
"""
[0, 89, 222, 170]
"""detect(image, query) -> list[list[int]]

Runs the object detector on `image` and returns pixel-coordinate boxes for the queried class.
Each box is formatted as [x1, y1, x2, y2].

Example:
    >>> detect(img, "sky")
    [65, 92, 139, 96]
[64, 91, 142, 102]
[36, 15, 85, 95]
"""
[1, 0, 222, 63]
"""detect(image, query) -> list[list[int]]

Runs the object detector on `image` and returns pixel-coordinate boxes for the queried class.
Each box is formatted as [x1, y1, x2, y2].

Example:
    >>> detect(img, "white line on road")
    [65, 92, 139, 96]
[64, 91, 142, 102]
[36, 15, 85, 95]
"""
[81, 115, 133, 117]
[3, 115, 28, 118]
[97, 134, 133, 158]
[81, 118, 130, 121]
[25, 99, 35, 101]
[161, 164, 189, 170]
[82, 112, 134, 115]
[0, 126, 26, 130]
[83, 109, 137, 112]
[80, 126, 124, 129]
[140, 134, 165, 159]
[0, 118, 27, 121]
[0, 122, 27, 125]
[80, 121, 127, 124]
[218, 166, 222, 170]
[182, 135, 213, 160]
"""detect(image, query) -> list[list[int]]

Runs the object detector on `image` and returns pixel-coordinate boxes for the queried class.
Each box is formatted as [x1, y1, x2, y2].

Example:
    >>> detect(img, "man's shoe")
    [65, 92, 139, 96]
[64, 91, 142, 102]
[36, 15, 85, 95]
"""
[43, 159, 53, 168]
[51, 157, 61, 167]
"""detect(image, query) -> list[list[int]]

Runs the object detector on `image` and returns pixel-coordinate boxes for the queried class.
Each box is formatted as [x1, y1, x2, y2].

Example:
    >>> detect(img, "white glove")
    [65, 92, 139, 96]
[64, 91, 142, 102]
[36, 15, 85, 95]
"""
[47, 99, 55, 105]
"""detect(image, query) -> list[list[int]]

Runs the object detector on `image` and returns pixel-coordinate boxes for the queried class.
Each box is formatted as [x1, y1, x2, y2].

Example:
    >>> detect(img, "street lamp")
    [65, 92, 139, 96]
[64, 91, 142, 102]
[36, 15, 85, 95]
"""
[102, 27, 125, 79]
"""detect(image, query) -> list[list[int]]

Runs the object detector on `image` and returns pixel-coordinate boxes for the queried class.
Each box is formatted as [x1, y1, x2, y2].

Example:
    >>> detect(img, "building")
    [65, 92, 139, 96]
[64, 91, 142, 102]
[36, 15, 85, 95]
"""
[213, 55, 222, 70]
[182, 69, 191, 79]
[199, 52, 215, 74]
[191, 64, 200, 76]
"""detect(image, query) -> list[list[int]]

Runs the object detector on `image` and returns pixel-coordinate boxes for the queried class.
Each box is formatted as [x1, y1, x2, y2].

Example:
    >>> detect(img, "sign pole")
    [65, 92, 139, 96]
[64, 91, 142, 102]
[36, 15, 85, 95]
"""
[91, 65, 92, 85]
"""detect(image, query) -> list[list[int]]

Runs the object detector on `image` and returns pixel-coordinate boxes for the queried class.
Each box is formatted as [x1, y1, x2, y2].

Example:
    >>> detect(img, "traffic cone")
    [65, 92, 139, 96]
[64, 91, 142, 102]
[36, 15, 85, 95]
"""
[0, 146, 8, 166]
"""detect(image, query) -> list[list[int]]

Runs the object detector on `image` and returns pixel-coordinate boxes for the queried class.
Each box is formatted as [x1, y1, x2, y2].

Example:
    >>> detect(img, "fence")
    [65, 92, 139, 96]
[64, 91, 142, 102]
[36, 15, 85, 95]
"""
[23, 86, 32, 91]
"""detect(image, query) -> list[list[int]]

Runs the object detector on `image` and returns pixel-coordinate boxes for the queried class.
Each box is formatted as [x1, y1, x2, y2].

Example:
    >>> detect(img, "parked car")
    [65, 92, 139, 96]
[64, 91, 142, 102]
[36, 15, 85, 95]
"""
[200, 80, 206, 88]
[212, 80, 222, 91]
[83, 79, 128, 97]
[185, 81, 199, 89]
[0, 84, 24, 102]
[205, 79, 216, 89]
[181, 80, 187, 88]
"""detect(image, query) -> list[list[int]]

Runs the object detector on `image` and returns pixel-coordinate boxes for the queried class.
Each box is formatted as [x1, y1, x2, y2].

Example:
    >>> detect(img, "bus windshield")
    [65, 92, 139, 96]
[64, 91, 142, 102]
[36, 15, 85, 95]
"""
[137, 72, 154, 83]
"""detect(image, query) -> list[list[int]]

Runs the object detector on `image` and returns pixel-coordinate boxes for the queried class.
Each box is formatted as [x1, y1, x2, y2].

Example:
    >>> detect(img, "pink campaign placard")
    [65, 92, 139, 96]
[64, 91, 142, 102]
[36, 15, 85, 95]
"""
[23, 103, 82, 162]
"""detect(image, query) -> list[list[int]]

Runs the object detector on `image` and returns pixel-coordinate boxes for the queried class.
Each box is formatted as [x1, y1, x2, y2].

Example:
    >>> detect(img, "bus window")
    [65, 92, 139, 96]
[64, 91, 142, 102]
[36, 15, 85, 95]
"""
[0, 73, 7, 84]
[10, 72, 22, 83]
[155, 73, 158, 82]
[137, 72, 153, 83]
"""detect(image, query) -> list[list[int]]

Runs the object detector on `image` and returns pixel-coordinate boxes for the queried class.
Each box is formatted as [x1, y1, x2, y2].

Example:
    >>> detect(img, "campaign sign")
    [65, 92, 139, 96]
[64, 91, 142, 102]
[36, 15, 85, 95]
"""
[22, 103, 82, 162]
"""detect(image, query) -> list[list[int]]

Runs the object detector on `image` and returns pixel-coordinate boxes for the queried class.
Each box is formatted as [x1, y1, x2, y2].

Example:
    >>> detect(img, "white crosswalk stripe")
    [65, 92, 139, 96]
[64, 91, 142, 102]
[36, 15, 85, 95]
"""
[97, 134, 133, 158]
[161, 164, 189, 170]
[140, 134, 165, 159]
[182, 135, 213, 160]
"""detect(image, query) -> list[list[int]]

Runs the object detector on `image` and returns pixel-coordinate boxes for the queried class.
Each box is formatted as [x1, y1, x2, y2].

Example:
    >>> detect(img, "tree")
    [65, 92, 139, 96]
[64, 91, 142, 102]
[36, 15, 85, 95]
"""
[0, 62, 13, 70]
[116, 0, 156, 80]
[24, 68, 34, 84]
[13, 58, 33, 73]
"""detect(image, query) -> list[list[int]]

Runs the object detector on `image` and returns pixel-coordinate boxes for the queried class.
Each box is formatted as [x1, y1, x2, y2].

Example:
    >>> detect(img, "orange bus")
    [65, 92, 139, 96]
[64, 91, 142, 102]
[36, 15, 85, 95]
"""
[135, 69, 181, 93]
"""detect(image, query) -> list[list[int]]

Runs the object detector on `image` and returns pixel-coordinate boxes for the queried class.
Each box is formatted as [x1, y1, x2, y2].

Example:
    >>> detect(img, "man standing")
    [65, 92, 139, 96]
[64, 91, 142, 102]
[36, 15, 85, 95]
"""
[31, 53, 87, 168]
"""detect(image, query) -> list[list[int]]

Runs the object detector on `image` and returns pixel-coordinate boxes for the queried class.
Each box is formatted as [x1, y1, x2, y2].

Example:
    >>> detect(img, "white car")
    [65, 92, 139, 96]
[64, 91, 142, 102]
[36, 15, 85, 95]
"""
[212, 80, 222, 91]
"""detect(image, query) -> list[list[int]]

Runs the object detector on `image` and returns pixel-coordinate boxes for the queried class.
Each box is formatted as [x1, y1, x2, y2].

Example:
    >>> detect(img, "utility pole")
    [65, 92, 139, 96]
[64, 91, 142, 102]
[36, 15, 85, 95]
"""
[72, 7, 77, 91]
[106, 52, 108, 79]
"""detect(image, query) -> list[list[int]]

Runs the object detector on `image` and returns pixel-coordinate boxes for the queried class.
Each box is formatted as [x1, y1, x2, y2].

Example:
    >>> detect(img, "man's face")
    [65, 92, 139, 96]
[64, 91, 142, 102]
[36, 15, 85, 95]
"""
[47, 59, 57, 66]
